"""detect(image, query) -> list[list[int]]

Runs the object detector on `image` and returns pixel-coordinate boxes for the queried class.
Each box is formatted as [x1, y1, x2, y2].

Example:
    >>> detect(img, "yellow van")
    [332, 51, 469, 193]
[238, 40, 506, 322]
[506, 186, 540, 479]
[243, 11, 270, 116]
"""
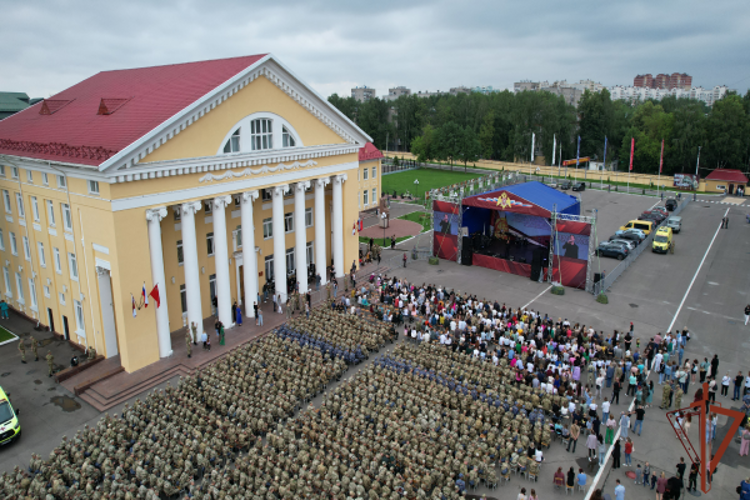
[0, 386, 21, 446]
[652, 226, 673, 254]
[619, 220, 654, 235]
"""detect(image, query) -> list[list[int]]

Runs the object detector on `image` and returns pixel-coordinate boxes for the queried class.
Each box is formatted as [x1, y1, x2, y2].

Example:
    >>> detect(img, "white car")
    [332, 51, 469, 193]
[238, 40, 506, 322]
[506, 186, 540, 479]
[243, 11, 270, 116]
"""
[608, 238, 636, 251]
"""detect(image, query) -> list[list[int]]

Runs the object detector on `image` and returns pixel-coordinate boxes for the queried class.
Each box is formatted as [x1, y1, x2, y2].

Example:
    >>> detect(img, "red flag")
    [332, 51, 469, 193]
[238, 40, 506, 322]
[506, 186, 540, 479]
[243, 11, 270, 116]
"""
[149, 284, 161, 308]
[659, 139, 664, 174]
[629, 137, 635, 172]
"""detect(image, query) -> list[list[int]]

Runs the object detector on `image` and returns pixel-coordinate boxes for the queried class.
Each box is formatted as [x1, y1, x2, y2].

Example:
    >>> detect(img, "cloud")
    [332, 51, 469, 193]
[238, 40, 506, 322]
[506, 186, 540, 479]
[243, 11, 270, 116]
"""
[1, 0, 748, 99]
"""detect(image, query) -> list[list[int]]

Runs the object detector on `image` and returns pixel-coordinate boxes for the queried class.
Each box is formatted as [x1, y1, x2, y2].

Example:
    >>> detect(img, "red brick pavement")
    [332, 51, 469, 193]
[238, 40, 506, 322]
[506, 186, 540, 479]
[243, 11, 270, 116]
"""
[359, 219, 423, 239]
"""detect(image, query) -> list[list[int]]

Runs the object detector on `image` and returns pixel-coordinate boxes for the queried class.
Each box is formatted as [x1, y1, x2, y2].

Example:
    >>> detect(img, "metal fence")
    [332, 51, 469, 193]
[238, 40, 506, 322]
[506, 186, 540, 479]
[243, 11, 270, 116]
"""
[592, 198, 691, 296]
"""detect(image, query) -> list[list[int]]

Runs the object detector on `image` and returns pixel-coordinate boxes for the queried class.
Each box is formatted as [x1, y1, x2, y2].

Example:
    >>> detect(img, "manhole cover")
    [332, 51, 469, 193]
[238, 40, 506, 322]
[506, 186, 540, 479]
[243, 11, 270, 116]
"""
[1, 372, 10, 377]
[629, 303, 639, 308]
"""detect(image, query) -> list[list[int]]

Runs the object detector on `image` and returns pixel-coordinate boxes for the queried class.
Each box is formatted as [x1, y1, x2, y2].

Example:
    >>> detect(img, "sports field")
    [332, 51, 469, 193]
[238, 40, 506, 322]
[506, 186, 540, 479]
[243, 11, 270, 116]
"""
[382, 168, 483, 198]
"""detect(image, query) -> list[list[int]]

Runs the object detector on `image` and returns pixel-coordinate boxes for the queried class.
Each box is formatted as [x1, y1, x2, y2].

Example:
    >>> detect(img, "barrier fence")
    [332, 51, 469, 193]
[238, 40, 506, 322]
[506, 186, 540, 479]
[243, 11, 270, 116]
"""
[591, 198, 691, 296]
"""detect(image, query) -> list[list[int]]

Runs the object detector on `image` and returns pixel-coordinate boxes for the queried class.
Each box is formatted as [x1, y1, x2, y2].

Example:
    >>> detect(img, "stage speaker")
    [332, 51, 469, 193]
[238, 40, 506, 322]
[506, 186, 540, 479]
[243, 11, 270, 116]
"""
[594, 273, 602, 283]
[461, 237, 473, 266]
[530, 248, 544, 281]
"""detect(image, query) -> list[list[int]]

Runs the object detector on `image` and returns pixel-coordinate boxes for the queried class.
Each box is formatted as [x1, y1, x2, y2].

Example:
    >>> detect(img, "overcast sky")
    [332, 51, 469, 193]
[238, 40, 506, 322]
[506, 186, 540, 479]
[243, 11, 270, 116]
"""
[3, 0, 750, 100]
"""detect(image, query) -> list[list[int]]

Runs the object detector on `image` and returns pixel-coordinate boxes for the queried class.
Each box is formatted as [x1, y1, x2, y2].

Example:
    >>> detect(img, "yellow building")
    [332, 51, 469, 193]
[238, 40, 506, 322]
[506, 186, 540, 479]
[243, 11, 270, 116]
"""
[0, 54, 379, 372]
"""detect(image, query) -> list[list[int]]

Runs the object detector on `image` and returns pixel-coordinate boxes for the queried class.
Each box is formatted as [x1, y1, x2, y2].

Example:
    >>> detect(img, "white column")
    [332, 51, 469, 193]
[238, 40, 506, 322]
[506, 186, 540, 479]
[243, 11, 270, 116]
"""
[332, 174, 347, 277]
[212, 195, 232, 327]
[314, 178, 330, 285]
[146, 207, 172, 357]
[272, 185, 289, 303]
[294, 181, 310, 294]
[179, 201, 204, 335]
[241, 190, 259, 317]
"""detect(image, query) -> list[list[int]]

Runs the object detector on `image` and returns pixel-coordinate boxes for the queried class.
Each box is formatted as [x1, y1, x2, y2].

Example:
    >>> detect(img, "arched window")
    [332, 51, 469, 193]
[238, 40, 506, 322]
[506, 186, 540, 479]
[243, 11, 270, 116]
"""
[282, 126, 296, 148]
[223, 129, 240, 153]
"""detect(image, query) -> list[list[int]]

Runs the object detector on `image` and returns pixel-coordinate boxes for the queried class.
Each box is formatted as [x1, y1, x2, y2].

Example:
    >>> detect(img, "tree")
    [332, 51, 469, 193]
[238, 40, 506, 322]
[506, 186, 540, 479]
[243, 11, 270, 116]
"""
[578, 89, 614, 161]
[436, 121, 462, 168]
[410, 124, 438, 162]
[478, 111, 495, 158]
[457, 126, 481, 168]
[704, 95, 749, 170]
[327, 94, 358, 122]
[619, 101, 673, 174]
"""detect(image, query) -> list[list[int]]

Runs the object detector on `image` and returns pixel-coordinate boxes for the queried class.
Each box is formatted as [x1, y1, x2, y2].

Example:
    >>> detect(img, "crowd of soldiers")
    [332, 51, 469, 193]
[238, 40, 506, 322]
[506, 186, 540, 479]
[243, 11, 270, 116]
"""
[2, 271, 691, 499]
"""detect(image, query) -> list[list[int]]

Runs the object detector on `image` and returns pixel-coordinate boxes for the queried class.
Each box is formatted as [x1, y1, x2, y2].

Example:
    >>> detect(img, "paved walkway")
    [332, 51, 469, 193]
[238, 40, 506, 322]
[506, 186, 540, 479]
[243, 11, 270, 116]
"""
[359, 219, 423, 239]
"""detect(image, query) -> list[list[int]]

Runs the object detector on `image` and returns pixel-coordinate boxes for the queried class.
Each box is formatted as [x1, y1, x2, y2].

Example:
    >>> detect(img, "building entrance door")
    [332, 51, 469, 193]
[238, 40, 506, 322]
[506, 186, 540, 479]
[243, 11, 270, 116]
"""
[62, 315, 70, 340]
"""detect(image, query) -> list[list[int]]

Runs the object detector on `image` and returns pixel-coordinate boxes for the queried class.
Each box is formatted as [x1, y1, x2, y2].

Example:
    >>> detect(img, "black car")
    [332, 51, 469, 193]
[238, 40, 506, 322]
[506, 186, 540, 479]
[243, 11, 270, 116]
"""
[596, 241, 629, 260]
[665, 198, 678, 211]
[572, 182, 586, 191]
[559, 180, 572, 190]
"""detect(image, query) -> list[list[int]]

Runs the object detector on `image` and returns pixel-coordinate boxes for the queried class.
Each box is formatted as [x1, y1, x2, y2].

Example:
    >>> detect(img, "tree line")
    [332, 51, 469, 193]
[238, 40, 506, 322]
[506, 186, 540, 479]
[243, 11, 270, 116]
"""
[328, 89, 750, 176]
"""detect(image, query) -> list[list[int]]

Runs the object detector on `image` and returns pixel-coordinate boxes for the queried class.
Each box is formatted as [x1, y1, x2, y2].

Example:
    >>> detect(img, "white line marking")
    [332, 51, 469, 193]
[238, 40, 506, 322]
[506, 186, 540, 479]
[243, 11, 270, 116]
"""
[649, 200, 662, 210]
[522, 285, 553, 309]
[667, 207, 728, 333]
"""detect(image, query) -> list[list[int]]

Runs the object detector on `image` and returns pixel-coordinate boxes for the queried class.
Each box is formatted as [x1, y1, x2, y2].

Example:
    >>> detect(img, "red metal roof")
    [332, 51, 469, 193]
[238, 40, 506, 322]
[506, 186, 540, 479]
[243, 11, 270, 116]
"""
[704, 169, 748, 184]
[0, 54, 267, 166]
[358, 142, 383, 162]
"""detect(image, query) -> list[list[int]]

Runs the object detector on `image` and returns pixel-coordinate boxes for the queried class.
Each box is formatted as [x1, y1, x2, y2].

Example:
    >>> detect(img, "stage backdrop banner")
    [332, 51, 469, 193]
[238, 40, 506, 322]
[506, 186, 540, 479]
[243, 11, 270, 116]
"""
[434, 211, 460, 236]
[554, 232, 590, 261]
[505, 212, 551, 237]
[433, 233, 458, 261]
[432, 200, 459, 214]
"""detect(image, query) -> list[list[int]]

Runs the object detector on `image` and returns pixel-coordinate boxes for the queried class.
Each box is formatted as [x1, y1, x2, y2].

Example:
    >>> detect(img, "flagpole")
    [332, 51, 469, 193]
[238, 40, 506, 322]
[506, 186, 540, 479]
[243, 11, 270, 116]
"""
[658, 138, 664, 199]
[602, 136, 607, 190]
[628, 137, 635, 194]
[575, 135, 580, 183]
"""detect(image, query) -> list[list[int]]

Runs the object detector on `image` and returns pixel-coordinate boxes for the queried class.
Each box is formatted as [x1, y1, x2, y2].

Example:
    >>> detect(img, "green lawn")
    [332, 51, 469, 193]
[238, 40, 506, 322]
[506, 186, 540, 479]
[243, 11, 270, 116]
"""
[398, 211, 432, 232]
[382, 168, 484, 199]
[0, 326, 17, 343]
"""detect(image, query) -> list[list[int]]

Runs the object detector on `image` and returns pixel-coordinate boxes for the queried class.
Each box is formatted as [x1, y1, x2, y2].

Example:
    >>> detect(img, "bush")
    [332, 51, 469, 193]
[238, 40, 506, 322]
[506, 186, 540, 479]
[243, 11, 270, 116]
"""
[596, 293, 609, 304]
[428, 257, 439, 265]
[551, 285, 565, 296]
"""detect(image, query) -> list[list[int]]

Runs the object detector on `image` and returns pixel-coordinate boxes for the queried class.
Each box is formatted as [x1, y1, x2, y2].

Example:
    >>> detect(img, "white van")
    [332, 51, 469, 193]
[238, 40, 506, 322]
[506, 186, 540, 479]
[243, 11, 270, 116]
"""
[666, 216, 682, 234]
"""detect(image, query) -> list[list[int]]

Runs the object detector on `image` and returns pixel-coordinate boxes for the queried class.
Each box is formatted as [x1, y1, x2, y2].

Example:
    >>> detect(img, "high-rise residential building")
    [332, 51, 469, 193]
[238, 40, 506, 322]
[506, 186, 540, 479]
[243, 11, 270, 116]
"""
[382, 86, 411, 102]
[633, 73, 692, 90]
[351, 86, 376, 102]
[610, 85, 728, 106]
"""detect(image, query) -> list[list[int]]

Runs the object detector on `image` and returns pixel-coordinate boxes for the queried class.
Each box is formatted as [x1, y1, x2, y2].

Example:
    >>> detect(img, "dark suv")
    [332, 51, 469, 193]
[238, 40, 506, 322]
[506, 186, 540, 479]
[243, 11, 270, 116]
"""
[665, 198, 678, 211]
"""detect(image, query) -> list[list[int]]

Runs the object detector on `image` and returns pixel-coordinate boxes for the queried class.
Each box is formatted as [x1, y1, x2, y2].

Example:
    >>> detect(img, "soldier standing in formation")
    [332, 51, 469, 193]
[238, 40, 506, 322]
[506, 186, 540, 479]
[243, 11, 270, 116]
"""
[186, 331, 192, 358]
[31, 336, 39, 361]
[46, 350, 54, 377]
[18, 339, 26, 364]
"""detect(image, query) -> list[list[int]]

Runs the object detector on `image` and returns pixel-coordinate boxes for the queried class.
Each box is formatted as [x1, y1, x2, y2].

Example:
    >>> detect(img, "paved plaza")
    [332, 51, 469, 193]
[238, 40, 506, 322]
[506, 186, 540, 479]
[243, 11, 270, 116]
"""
[1, 188, 749, 499]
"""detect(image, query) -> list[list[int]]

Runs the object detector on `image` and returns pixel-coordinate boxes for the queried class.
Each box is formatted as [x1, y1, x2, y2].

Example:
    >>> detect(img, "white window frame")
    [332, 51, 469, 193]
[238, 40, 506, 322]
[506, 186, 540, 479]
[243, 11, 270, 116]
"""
[282, 126, 296, 148]
[15, 193, 24, 218]
[38, 242, 46, 267]
[264, 255, 274, 282]
[263, 218, 273, 239]
[88, 180, 100, 195]
[74, 299, 85, 335]
[250, 118, 273, 151]
[59, 292, 66, 306]
[42, 173, 49, 186]
[22, 236, 30, 261]
[2, 190, 11, 213]
[11, 167, 18, 179]
[372, 166, 377, 178]
[68, 252, 78, 280]
[61, 203, 73, 232]
[372, 188, 377, 204]
[203, 200, 213, 214]
[15, 272, 24, 304]
[46, 200, 56, 226]
[285, 247, 295, 273]
[306, 241, 314, 268]
[223, 128, 241, 154]
[53, 247, 62, 274]
[261, 189, 272, 201]
[177, 240, 184, 265]
[180, 285, 187, 314]
[3, 268, 11, 297]
[43, 285, 50, 298]
[363, 190, 369, 206]
[0, 228, 4, 251]
[9, 232, 17, 256]
[305, 207, 313, 228]
[57, 175, 66, 188]
[233, 225, 242, 251]
[363, 168, 369, 181]
[0, 166, 4, 177]
[284, 212, 294, 233]
[26, 170, 33, 183]
[29, 278, 37, 311]
[31, 196, 39, 222]
[206, 232, 214, 257]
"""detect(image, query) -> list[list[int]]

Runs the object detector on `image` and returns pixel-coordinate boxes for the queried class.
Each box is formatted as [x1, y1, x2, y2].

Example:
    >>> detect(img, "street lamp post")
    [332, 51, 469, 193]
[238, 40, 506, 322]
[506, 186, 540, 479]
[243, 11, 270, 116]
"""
[381, 212, 387, 245]
[414, 179, 420, 205]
